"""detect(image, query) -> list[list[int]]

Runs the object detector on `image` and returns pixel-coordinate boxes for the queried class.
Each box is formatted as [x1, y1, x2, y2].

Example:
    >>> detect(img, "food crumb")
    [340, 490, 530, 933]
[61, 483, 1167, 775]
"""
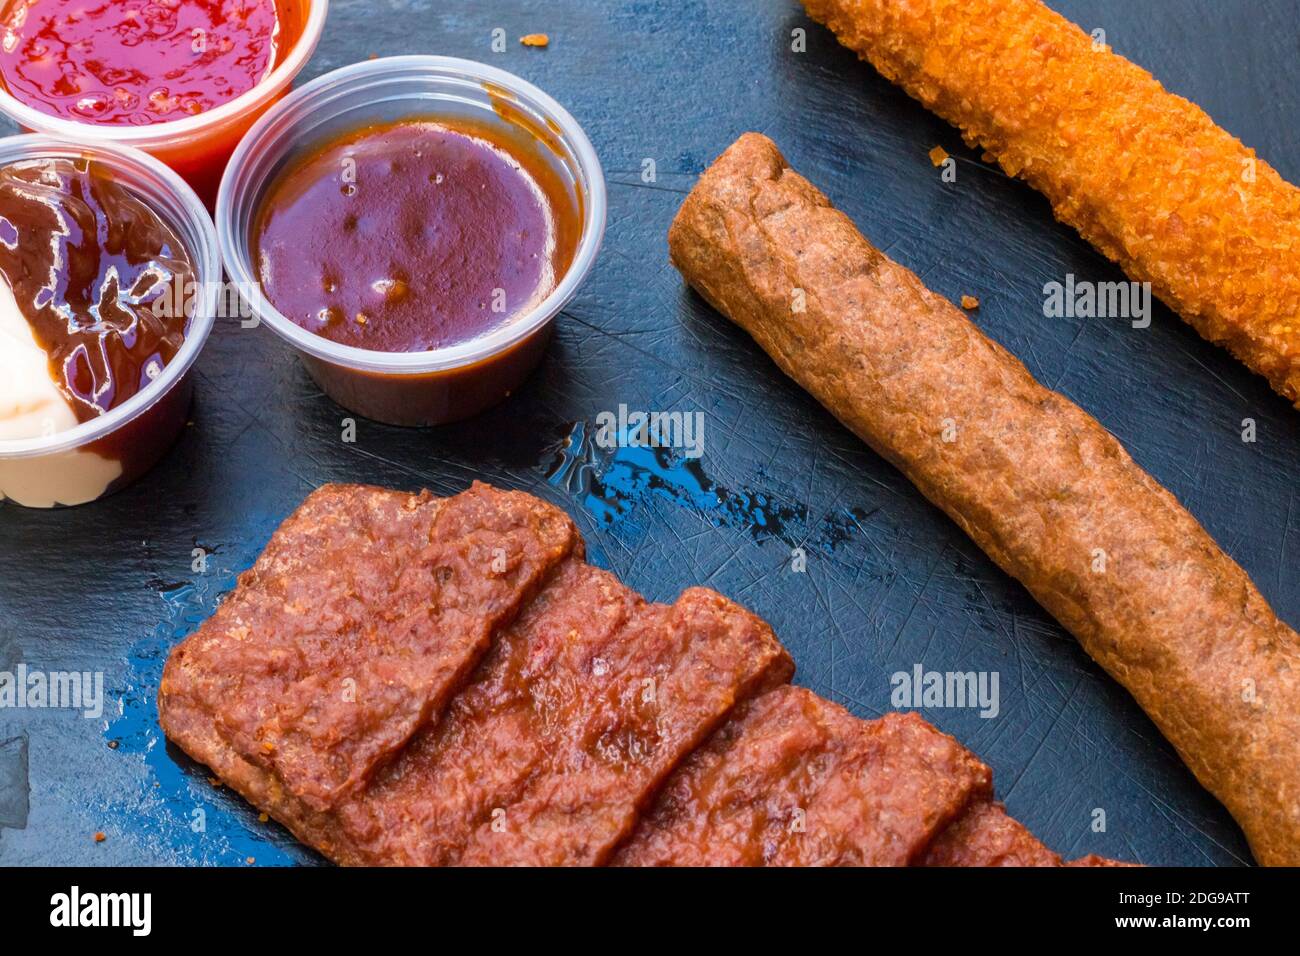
[961, 295, 980, 310]
[93, 831, 106, 843]
[245, 856, 255, 865]
[258, 812, 270, 823]
[928, 146, 949, 167]
[107, 739, 119, 750]
[520, 33, 549, 47]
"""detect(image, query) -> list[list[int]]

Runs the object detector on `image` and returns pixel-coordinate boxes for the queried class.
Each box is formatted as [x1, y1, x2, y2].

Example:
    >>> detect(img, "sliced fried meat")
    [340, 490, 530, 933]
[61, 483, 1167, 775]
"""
[614, 687, 991, 866]
[920, 799, 1135, 867]
[920, 800, 1064, 867]
[331, 563, 794, 865]
[159, 482, 580, 815]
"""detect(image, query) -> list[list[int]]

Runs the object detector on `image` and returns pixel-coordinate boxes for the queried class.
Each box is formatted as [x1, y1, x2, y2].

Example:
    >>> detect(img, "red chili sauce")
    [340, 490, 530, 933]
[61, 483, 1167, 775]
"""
[253, 118, 582, 353]
[0, 0, 286, 125]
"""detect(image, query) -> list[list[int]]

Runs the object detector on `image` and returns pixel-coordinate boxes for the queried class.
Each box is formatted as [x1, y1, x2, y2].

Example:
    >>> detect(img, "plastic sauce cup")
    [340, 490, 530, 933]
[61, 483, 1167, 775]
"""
[0, 0, 329, 205]
[217, 55, 607, 427]
[0, 135, 220, 509]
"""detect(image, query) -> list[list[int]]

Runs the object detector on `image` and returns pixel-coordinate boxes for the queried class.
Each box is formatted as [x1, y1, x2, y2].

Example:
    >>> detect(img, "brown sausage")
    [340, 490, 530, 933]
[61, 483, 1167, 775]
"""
[668, 132, 1300, 866]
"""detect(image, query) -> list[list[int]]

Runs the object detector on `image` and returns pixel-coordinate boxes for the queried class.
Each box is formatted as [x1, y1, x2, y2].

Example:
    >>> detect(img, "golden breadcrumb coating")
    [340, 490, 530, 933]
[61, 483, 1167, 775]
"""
[803, 0, 1300, 404]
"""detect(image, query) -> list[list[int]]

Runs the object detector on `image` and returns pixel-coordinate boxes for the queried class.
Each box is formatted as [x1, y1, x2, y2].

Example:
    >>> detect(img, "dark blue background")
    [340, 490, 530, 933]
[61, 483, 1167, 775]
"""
[2, 0, 1296, 866]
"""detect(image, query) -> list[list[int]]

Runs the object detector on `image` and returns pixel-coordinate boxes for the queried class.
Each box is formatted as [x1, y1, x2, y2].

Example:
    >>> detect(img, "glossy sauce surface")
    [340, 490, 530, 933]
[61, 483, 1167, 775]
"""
[0, 0, 287, 124]
[0, 157, 194, 422]
[254, 118, 581, 353]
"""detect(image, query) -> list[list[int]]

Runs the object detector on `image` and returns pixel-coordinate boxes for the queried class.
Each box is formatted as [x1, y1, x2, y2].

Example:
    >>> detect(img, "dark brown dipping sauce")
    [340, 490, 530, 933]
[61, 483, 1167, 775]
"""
[254, 118, 582, 353]
[0, 158, 194, 423]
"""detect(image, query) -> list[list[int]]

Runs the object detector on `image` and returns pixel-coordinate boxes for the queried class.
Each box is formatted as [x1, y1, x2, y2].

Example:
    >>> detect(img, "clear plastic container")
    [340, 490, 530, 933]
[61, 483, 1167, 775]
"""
[0, 0, 329, 204]
[0, 135, 220, 508]
[217, 55, 607, 427]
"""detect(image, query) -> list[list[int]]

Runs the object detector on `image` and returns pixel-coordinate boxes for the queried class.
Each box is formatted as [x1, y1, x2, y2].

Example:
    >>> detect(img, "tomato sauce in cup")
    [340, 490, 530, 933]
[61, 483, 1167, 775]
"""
[0, 0, 327, 203]
[0, 0, 288, 124]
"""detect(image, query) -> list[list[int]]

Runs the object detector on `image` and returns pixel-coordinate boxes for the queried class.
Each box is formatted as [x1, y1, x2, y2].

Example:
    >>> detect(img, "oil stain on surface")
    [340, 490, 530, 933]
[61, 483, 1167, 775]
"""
[112, 578, 322, 866]
[544, 419, 870, 556]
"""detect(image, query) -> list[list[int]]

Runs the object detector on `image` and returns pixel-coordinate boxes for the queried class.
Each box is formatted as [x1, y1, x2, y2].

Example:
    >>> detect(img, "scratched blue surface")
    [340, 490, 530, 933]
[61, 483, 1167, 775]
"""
[2, 0, 1298, 866]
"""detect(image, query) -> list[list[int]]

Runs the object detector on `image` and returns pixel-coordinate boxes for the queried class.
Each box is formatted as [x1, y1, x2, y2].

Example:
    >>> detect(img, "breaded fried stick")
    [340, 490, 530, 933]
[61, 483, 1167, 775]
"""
[802, 0, 1300, 404]
[668, 133, 1300, 866]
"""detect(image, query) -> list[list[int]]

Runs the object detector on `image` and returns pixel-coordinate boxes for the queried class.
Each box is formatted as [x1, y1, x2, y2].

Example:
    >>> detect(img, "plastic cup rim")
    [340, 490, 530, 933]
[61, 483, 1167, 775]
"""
[214, 54, 608, 376]
[0, 0, 330, 147]
[0, 134, 221, 459]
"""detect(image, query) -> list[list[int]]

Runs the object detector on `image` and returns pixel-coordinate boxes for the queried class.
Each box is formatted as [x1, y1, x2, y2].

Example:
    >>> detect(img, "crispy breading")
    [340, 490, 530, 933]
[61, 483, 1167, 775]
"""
[803, 0, 1300, 404]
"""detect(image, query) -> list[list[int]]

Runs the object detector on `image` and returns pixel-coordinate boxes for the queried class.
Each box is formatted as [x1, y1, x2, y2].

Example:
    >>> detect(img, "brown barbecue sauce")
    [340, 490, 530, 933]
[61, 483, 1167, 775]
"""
[0, 157, 195, 423]
[254, 117, 581, 353]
